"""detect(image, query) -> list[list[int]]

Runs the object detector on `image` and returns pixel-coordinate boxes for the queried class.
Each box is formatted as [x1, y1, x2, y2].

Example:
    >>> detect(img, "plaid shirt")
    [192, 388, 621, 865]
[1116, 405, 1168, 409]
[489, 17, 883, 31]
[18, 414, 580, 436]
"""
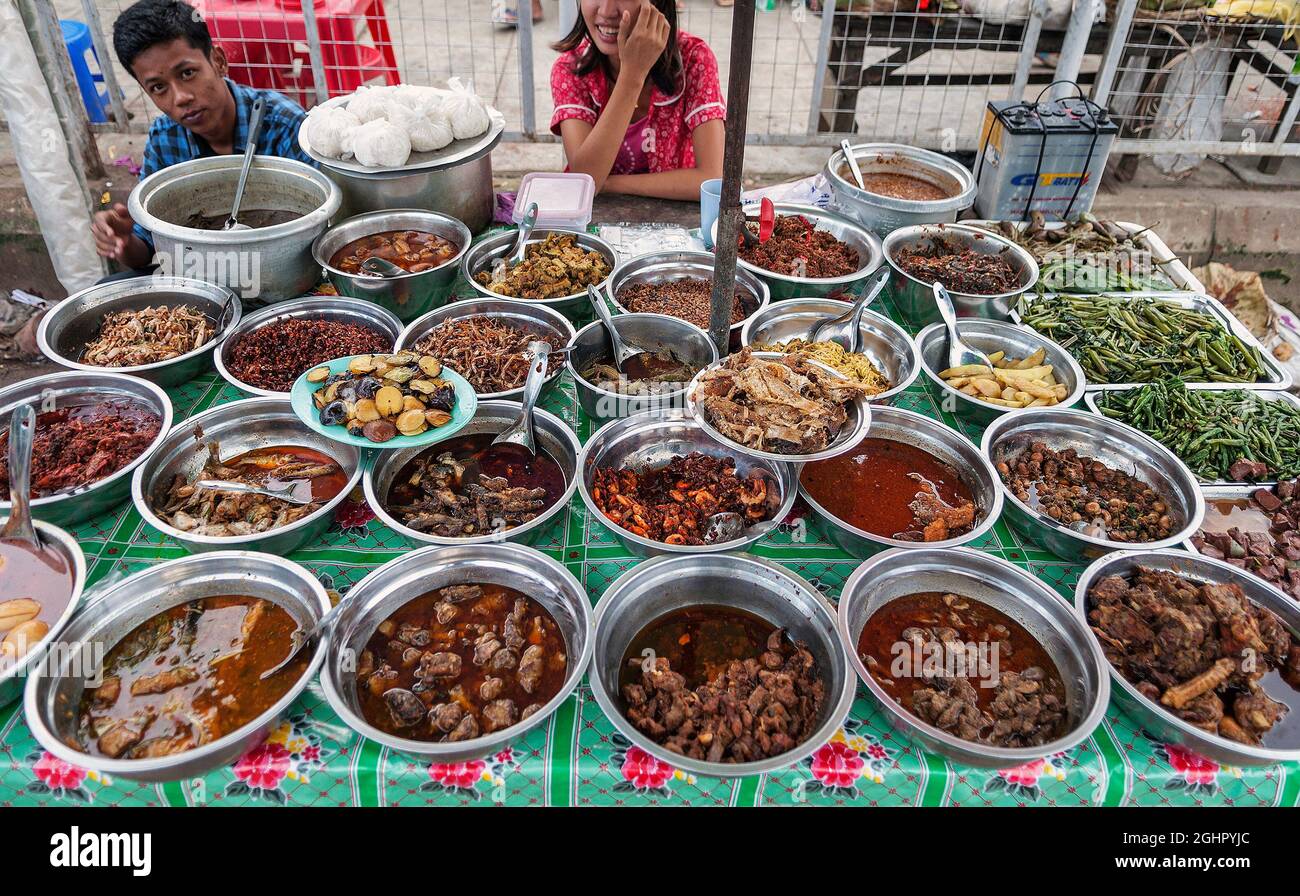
[134, 79, 315, 248]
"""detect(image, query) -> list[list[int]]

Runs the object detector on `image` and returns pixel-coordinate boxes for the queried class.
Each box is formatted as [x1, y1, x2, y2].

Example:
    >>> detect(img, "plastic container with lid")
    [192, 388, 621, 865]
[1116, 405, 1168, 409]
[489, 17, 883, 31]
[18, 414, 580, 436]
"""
[514, 172, 595, 229]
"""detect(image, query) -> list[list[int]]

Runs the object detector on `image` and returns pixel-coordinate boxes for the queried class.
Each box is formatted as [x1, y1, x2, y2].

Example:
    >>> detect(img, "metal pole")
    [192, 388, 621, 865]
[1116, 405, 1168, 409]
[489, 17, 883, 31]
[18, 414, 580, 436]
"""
[1090, 0, 1137, 105]
[1050, 0, 1100, 100]
[1010, 0, 1046, 102]
[806, 0, 837, 135]
[80, 0, 131, 131]
[299, 0, 331, 105]
[519, 0, 537, 139]
[709, 0, 756, 356]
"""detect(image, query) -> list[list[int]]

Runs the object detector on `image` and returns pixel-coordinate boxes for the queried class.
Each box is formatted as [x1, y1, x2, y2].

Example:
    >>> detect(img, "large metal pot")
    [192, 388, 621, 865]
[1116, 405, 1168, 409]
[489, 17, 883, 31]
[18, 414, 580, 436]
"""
[129, 155, 341, 303]
[312, 209, 472, 322]
[25, 551, 331, 782]
[0, 372, 173, 527]
[38, 276, 240, 387]
[826, 143, 976, 237]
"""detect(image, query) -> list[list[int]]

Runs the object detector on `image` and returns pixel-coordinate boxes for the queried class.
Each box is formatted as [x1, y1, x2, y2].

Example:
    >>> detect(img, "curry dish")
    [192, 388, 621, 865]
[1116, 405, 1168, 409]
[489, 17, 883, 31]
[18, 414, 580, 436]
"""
[77, 596, 308, 760]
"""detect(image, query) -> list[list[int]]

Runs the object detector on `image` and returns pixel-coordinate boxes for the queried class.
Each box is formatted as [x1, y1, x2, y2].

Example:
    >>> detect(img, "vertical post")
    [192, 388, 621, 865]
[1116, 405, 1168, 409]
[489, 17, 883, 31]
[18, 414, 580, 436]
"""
[1050, 0, 1100, 100]
[1090, 0, 1137, 105]
[806, 0, 837, 135]
[300, 0, 331, 105]
[17, 0, 105, 180]
[1010, 0, 1046, 102]
[709, 0, 756, 355]
[519, 0, 537, 139]
[80, 0, 131, 131]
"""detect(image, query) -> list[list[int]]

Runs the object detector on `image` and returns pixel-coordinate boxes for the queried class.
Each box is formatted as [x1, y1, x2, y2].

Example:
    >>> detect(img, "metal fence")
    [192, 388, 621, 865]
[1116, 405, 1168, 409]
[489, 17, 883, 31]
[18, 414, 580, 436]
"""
[32, 0, 1300, 159]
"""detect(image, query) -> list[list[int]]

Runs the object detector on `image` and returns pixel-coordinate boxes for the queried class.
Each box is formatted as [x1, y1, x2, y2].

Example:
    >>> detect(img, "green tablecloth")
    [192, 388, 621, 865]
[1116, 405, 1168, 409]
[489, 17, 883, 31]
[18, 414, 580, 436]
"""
[2, 291, 1296, 808]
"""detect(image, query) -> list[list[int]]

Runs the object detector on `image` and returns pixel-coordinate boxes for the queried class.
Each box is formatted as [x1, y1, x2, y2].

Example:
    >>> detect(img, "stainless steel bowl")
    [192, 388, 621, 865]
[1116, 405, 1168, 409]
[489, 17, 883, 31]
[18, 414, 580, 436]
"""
[799, 404, 1002, 558]
[24, 551, 330, 782]
[576, 410, 798, 557]
[396, 298, 575, 402]
[132, 397, 362, 555]
[825, 143, 976, 237]
[883, 223, 1039, 327]
[461, 228, 618, 320]
[313, 209, 472, 323]
[981, 408, 1205, 564]
[364, 400, 580, 548]
[712, 202, 884, 302]
[567, 314, 718, 424]
[740, 299, 919, 405]
[915, 318, 1086, 426]
[38, 276, 241, 387]
[0, 519, 86, 707]
[0, 372, 173, 527]
[606, 249, 769, 351]
[214, 295, 403, 398]
[840, 547, 1109, 767]
[685, 352, 871, 464]
[128, 155, 341, 303]
[319, 543, 592, 762]
[589, 553, 855, 778]
[1074, 549, 1300, 766]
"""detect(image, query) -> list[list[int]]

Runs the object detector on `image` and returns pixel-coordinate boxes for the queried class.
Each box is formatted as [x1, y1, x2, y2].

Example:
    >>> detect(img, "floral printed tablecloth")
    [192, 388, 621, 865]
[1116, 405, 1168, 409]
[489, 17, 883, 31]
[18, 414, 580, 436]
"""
[2, 287, 1296, 809]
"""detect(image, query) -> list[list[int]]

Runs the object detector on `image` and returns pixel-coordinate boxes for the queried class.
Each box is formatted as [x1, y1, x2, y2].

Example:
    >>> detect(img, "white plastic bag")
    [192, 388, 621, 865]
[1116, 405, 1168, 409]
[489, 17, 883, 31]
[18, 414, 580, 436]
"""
[441, 77, 491, 141]
[350, 118, 412, 168]
[303, 105, 360, 159]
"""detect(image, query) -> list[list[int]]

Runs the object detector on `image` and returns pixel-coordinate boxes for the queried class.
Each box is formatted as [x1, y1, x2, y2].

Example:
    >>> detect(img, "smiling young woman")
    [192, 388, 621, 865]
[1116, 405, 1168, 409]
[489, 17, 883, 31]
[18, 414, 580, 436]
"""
[550, 0, 725, 201]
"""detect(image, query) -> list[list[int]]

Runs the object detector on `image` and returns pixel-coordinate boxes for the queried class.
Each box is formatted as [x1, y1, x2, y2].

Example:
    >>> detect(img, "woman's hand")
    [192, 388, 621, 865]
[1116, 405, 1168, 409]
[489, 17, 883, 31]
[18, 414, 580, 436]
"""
[92, 203, 135, 261]
[617, 0, 669, 83]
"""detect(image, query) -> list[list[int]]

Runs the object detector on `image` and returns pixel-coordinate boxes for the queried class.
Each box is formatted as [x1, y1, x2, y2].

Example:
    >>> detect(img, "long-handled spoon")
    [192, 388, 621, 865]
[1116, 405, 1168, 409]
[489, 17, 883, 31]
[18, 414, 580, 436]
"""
[192, 478, 314, 506]
[841, 139, 866, 189]
[585, 285, 675, 381]
[490, 341, 550, 457]
[809, 268, 890, 352]
[935, 282, 994, 371]
[259, 598, 347, 680]
[223, 97, 266, 231]
[1, 404, 41, 550]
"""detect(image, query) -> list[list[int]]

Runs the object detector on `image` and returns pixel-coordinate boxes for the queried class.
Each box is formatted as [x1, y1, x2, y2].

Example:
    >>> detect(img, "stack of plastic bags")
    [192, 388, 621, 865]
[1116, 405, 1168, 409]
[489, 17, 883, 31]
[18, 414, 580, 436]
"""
[302, 78, 493, 168]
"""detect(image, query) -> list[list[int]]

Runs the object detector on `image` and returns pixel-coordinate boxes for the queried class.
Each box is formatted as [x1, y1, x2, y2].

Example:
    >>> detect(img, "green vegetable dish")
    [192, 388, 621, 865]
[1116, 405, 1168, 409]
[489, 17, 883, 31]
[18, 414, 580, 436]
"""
[1097, 380, 1300, 482]
[1019, 294, 1269, 386]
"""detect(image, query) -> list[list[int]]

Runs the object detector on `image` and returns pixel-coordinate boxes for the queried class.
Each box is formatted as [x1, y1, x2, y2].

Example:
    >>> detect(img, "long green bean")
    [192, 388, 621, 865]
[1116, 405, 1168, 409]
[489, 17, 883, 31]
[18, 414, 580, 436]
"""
[1019, 294, 1268, 385]
[1096, 379, 1300, 481]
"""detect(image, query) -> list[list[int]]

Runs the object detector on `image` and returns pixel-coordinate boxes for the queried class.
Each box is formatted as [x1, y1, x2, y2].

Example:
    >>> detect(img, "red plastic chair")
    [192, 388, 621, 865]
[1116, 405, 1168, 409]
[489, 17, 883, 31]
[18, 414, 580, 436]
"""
[197, 0, 400, 107]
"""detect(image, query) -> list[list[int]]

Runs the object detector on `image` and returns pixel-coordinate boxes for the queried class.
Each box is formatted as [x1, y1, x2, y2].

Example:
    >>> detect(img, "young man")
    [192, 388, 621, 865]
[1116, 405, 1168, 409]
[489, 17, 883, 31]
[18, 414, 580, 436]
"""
[92, 0, 316, 271]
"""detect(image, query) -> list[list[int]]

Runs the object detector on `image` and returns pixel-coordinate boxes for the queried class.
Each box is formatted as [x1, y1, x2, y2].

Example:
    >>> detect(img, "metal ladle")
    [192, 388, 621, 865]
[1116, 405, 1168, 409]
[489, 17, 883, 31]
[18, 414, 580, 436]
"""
[259, 596, 348, 680]
[490, 340, 551, 457]
[193, 478, 314, 506]
[840, 139, 866, 189]
[504, 201, 539, 267]
[935, 282, 995, 371]
[585, 285, 671, 381]
[223, 97, 266, 231]
[808, 268, 891, 352]
[1, 404, 41, 550]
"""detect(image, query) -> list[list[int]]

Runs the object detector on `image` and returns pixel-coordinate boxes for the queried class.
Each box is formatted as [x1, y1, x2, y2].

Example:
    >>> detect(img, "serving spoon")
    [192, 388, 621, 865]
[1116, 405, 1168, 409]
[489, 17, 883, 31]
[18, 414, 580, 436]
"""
[935, 282, 994, 371]
[259, 597, 348, 680]
[808, 268, 890, 353]
[840, 139, 866, 189]
[1, 404, 42, 551]
[504, 201, 539, 268]
[490, 340, 550, 457]
[223, 97, 266, 231]
[359, 256, 406, 278]
[585, 285, 676, 381]
[192, 478, 314, 506]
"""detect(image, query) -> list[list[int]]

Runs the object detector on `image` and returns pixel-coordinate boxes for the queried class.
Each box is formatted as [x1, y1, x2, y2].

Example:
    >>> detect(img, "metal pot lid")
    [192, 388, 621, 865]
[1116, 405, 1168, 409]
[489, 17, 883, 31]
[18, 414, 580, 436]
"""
[299, 99, 506, 177]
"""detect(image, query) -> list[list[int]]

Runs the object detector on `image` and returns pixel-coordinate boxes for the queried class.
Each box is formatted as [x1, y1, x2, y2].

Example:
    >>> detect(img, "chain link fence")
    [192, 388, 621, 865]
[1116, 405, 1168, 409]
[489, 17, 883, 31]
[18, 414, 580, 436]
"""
[28, 0, 1300, 160]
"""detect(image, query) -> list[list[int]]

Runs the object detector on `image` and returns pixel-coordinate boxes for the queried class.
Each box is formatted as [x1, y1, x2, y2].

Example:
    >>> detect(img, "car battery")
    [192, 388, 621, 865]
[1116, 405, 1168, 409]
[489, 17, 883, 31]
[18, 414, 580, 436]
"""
[974, 97, 1117, 222]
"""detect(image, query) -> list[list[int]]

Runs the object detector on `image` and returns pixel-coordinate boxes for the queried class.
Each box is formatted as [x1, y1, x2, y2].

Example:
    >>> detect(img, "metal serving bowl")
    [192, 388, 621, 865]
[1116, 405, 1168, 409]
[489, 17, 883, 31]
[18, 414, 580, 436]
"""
[319, 543, 592, 762]
[915, 318, 1086, 426]
[396, 297, 575, 402]
[825, 143, 976, 237]
[713, 202, 884, 302]
[24, 551, 330, 782]
[982, 408, 1205, 564]
[132, 397, 362, 555]
[568, 314, 718, 424]
[129, 155, 341, 303]
[461, 228, 618, 320]
[365, 400, 580, 548]
[840, 547, 1109, 767]
[799, 404, 1002, 559]
[883, 223, 1039, 327]
[740, 299, 919, 405]
[214, 295, 403, 398]
[685, 352, 871, 464]
[576, 410, 798, 557]
[38, 276, 241, 387]
[589, 553, 855, 778]
[0, 372, 173, 527]
[0, 520, 86, 707]
[313, 209, 472, 323]
[606, 249, 769, 351]
[1075, 549, 1300, 766]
